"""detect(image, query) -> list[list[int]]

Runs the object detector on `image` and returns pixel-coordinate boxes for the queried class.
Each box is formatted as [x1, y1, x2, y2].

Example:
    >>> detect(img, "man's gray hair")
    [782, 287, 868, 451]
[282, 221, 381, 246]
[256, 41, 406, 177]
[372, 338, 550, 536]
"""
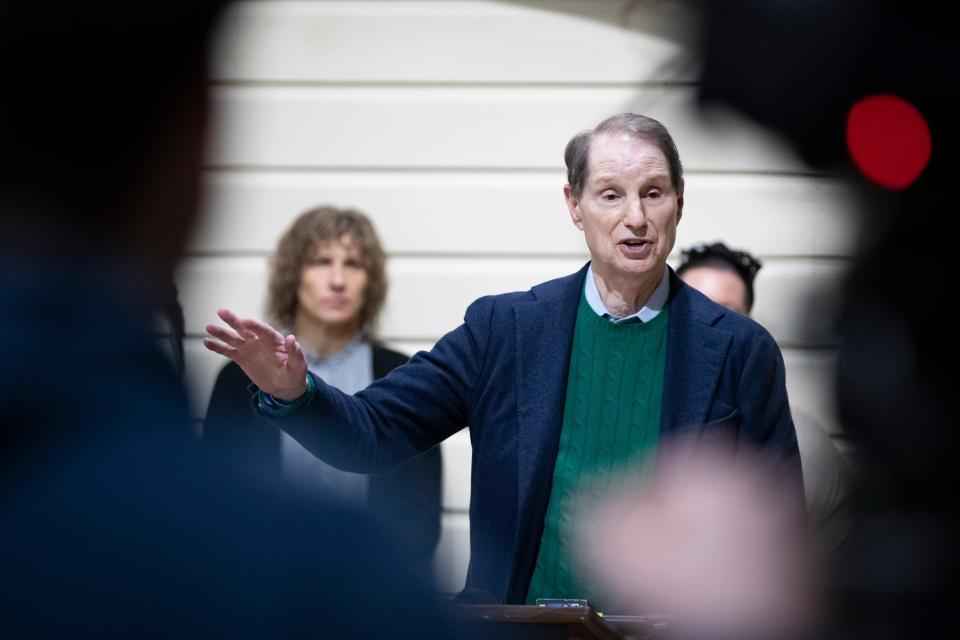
[564, 113, 684, 198]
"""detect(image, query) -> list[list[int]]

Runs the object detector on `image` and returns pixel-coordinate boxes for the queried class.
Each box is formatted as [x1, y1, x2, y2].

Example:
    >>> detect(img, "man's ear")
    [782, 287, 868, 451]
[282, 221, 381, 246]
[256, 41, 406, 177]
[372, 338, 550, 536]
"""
[564, 184, 584, 230]
[676, 194, 684, 225]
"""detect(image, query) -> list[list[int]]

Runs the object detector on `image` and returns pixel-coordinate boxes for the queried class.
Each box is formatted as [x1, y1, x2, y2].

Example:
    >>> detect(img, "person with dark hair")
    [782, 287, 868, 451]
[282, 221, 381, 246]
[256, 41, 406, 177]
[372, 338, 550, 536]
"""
[205, 112, 804, 609]
[678, 241, 851, 555]
[676, 241, 762, 314]
[205, 207, 443, 575]
[1, 3, 450, 637]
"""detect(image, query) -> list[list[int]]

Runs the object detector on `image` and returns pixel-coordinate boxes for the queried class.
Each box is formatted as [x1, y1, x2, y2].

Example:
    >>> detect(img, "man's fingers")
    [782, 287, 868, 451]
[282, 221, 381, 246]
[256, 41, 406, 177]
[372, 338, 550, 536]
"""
[216, 308, 257, 340]
[240, 316, 285, 343]
[214, 308, 287, 350]
[203, 337, 238, 358]
[286, 334, 306, 368]
[216, 307, 239, 324]
[205, 324, 245, 347]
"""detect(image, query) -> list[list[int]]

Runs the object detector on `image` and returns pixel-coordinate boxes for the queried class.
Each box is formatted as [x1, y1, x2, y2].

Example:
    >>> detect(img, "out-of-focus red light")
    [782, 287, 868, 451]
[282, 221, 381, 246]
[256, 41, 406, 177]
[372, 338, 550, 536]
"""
[846, 94, 931, 190]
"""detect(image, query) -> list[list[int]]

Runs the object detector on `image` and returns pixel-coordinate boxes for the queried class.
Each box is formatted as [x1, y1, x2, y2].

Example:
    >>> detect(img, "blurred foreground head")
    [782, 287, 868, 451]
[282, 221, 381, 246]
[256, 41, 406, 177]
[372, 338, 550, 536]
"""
[579, 441, 817, 639]
[0, 1, 227, 296]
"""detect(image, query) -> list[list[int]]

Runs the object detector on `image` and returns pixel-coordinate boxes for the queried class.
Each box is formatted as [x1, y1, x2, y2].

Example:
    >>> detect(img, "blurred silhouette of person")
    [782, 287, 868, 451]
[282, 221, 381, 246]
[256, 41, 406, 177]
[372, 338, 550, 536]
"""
[0, 3, 451, 637]
[698, 1, 959, 637]
[678, 242, 852, 556]
[205, 206, 442, 577]
[204, 112, 804, 608]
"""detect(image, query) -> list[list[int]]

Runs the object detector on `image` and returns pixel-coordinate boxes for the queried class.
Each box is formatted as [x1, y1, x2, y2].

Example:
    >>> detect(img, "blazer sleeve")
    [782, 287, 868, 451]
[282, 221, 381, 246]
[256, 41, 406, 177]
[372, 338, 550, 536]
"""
[736, 331, 798, 451]
[268, 295, 495, 474]
[735, 328, 807, 512]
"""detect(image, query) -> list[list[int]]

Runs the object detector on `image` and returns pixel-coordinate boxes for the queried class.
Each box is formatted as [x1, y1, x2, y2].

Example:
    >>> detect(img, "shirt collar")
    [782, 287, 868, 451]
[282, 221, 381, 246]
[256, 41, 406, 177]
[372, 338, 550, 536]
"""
[299, 331, 366, 369]
[584, 264, 670, 324]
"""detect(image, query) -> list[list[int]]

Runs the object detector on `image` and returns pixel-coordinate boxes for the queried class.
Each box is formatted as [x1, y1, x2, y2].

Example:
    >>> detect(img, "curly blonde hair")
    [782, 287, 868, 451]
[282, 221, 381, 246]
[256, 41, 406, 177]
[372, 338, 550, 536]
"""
[266, 206, 387, 341]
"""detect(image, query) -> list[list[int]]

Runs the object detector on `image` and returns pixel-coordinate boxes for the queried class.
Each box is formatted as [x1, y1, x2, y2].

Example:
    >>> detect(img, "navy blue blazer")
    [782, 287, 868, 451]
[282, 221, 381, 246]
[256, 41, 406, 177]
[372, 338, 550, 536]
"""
[278, 263, 803, 603]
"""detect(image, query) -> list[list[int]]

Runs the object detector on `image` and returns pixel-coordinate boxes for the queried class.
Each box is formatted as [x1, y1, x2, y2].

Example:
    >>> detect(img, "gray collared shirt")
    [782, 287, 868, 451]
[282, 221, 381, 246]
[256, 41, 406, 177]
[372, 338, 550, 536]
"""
[583, 264, 670, 324]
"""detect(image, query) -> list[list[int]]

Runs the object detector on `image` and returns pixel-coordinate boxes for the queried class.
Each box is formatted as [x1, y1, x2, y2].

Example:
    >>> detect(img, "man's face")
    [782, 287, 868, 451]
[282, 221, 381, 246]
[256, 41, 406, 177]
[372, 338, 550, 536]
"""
[565, 133, 683, 284]
[680, 266, 749, 315]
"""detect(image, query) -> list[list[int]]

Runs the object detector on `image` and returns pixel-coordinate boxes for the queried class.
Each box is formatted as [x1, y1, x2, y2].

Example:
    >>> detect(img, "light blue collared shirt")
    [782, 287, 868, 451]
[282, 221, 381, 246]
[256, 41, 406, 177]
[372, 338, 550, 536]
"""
[583, 264, 670, 324]
[279, 335, 372, 503]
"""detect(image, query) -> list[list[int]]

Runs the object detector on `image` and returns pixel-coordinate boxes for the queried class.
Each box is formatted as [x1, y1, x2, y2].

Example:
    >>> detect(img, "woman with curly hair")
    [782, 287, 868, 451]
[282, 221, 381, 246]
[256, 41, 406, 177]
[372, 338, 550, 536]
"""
[204, 206, 442, 575]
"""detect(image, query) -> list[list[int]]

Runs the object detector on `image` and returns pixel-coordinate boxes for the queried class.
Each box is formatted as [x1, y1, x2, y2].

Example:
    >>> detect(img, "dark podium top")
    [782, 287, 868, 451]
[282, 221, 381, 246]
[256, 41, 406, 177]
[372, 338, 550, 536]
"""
[450, 604, 639, 640]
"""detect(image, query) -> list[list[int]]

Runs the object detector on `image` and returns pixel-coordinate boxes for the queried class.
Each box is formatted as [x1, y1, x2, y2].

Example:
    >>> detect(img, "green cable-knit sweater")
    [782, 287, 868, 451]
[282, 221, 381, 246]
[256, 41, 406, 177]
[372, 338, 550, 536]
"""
[526, 292, 670, 608]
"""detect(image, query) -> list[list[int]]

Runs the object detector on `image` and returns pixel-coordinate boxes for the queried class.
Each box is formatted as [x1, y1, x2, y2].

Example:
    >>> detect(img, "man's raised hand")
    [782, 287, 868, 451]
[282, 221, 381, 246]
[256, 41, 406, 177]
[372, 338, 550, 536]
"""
[203, 308, 308, 401]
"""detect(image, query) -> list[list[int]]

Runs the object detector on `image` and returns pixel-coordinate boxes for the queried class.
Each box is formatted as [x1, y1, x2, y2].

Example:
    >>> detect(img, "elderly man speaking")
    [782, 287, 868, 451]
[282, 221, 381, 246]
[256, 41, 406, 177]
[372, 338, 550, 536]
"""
[205, 113, 803, 607]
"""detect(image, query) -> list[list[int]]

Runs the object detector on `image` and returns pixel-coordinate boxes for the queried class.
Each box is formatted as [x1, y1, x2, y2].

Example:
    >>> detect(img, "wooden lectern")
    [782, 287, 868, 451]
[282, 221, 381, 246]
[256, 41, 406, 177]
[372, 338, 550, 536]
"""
[450, 604, 628, 640]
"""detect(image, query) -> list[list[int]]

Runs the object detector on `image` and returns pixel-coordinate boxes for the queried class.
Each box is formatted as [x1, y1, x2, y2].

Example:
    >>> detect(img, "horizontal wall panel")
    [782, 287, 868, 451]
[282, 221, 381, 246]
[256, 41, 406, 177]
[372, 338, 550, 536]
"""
[193, 170, 581, 256]
[176, 255, 583, 340]
[176, 256, 848, 348]
[752, 260, 848, 349]
[213, 1, 700, 84]
[178, 255, 271, 340]
[207, 86, 804, 173]
[192, 171, 859, 258]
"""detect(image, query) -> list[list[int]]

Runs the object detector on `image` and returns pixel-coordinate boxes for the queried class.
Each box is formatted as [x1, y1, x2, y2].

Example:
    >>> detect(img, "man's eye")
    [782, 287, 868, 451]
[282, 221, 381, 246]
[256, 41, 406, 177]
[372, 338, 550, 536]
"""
[602, 192, 619, 201]
[646, 191, 661, 199]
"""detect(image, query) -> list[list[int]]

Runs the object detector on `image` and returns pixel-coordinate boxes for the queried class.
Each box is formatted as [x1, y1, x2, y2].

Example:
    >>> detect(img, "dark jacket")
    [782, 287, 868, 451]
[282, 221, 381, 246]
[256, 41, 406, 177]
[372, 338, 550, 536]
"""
[204, 346, 443, 570]
[274, 264, 803, 603]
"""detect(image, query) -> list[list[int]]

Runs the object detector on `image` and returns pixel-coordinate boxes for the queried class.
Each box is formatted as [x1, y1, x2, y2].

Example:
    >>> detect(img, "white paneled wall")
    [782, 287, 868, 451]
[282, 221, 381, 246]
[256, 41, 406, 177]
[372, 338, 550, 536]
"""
[184, 0, 858, 594]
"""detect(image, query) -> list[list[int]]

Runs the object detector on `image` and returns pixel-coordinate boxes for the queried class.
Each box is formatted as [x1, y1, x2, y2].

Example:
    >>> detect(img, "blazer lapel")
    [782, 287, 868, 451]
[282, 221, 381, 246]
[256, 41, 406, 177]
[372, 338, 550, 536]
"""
[661, 271, 732, 439]
[507, 264, 586, 601]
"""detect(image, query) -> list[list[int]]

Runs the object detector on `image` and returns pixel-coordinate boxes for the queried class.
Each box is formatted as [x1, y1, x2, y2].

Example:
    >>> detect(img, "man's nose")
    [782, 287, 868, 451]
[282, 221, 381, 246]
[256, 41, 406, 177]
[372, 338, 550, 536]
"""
[623, 195, 647, 229]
